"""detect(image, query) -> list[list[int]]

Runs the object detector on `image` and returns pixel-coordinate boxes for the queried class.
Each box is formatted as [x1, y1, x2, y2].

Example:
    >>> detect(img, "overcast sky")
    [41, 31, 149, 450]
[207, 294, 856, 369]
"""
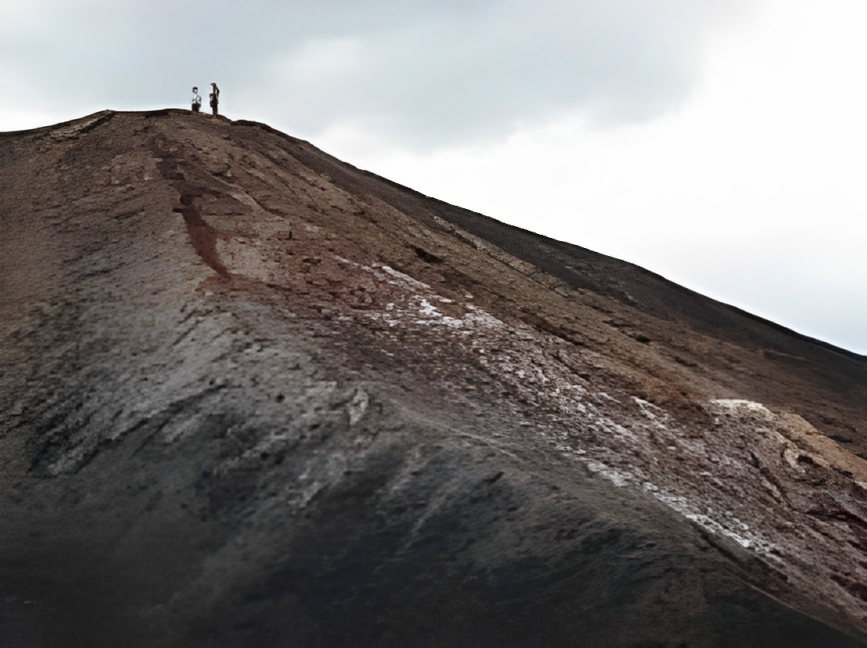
[2, 0, 865, 354]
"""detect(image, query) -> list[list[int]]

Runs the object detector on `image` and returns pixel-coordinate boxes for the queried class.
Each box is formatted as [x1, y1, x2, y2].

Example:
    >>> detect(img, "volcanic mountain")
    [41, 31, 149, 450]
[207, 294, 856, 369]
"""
[2, 110, 867, 647]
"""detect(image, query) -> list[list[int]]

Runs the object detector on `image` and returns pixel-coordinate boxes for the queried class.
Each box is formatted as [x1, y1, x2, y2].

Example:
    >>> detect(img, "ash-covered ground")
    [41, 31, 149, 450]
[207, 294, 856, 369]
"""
[2, 110, 867, 647]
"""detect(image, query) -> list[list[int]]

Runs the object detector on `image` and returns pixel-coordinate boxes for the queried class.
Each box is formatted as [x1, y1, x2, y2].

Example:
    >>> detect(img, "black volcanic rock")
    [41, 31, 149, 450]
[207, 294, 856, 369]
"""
[2, 110, 867, 647]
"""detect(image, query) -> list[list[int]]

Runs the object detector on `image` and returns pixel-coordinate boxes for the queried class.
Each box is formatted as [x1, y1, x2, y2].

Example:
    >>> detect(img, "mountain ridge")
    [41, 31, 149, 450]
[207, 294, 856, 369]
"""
[2, 109, 867, 646]
[6, 109, 863, 359]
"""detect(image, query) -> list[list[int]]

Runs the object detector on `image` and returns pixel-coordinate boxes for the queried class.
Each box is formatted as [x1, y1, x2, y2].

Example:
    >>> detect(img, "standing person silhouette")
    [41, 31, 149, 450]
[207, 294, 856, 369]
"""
[209, 82, 220, 116]
[191, 86, 202, 113]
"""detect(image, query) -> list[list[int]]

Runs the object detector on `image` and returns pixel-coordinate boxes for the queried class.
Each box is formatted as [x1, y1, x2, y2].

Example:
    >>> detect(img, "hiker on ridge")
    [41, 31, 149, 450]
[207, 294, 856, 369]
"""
[191, 86, 202, 113]
[209, 82, 220, 116]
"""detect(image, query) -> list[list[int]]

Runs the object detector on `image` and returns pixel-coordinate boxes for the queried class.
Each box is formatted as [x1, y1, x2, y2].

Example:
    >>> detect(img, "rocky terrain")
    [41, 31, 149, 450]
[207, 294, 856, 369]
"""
[2, 109, 867, 647]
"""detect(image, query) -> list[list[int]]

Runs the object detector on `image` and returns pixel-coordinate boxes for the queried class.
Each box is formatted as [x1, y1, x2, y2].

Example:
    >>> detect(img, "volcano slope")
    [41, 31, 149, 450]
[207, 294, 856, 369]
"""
[2, 110, 867, 647]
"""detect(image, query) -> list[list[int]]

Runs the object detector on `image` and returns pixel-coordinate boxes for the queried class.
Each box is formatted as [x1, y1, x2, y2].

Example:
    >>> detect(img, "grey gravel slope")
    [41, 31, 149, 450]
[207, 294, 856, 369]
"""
[2, 110, 867, 646]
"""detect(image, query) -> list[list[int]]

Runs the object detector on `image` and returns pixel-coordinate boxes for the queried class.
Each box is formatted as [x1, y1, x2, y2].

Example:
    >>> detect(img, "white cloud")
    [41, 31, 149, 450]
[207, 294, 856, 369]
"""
[251, 0, 748, 145]
[0, 0, 747, 145]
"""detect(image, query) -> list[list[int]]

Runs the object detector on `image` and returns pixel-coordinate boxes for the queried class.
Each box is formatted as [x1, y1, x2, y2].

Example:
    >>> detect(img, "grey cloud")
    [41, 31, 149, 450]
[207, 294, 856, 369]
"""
[3, 0, 745, 145]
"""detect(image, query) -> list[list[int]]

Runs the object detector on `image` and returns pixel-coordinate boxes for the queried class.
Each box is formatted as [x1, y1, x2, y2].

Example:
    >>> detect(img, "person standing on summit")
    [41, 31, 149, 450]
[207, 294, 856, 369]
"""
[209, 82, 220, 116]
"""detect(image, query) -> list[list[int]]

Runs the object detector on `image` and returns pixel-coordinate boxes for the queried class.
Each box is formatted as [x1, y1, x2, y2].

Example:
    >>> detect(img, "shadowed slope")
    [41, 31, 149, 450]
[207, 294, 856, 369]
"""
[1, 110, 867, 647]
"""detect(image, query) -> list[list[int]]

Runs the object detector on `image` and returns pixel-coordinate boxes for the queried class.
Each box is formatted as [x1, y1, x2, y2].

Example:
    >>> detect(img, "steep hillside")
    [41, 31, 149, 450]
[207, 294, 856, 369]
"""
[2, 109, 867, 647]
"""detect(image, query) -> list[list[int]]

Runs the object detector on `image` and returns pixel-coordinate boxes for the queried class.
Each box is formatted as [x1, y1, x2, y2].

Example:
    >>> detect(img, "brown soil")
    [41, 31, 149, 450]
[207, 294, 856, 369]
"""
[2, 109, 867, 647]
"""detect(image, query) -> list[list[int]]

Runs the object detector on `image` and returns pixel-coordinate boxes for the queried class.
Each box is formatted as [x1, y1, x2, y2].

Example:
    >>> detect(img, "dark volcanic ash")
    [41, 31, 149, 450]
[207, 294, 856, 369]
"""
[2, 110, 867, 647]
